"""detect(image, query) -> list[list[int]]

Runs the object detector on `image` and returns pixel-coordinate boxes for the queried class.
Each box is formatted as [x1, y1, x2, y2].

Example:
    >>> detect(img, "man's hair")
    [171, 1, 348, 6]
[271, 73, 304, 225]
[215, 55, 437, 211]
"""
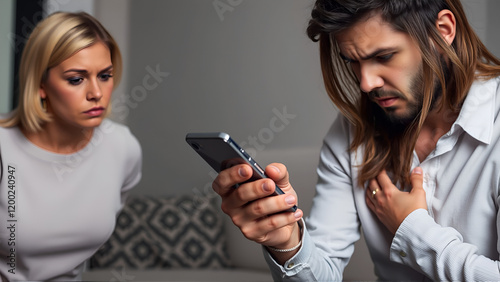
[0, 12, 122, 133]
[307, 0, 500, 187]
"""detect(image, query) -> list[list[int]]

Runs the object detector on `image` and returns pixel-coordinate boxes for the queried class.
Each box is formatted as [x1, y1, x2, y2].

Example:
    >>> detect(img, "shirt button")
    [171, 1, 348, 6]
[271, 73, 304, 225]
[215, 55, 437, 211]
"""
[399, 251, 407, 257]
[287, 263, 295, 268]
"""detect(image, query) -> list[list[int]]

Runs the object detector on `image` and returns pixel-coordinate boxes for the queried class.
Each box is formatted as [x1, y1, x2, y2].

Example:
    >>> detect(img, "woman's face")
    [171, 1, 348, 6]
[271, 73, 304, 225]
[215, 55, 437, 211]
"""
[40, 42, 114, 131]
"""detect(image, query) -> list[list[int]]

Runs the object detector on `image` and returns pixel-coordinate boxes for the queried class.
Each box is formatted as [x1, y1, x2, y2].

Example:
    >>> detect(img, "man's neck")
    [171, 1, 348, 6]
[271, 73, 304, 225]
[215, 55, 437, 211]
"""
[415, 105, 459, 162]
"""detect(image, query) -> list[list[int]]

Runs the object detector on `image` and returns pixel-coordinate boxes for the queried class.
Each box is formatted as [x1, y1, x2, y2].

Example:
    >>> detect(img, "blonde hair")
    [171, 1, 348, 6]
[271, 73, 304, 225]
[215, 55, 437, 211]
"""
[1, 12, 122, 132]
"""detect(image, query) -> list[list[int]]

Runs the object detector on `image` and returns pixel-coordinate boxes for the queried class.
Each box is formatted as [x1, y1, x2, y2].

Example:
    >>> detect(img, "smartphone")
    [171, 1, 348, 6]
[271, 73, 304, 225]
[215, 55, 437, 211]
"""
[186, 132, 297, 212]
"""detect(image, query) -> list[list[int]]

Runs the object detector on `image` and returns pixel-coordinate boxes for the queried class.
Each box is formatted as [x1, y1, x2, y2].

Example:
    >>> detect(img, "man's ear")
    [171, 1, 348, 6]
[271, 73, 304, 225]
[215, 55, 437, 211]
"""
[436, 9, 456, 45]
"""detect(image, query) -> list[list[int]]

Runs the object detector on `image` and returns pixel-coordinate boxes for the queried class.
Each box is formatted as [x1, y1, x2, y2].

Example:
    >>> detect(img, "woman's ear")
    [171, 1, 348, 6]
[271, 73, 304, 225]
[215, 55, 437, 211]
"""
[436, 9, 456, 45]
[39, 84, 47, 99]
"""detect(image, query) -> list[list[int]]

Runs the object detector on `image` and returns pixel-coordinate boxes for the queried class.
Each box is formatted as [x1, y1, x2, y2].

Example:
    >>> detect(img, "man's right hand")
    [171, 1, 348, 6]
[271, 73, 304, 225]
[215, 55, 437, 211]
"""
[212, 162, 303, 261]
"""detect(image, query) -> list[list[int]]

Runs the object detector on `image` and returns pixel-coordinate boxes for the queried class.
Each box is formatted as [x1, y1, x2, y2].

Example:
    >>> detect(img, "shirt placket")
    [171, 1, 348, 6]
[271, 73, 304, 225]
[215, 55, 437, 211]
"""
[412, 151, 438, 218]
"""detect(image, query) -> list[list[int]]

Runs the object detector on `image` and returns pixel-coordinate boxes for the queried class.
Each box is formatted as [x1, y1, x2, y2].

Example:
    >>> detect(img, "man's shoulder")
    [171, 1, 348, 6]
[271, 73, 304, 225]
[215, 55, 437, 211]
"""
[324, 114, 353, 141]
[322, 114, 355, 155]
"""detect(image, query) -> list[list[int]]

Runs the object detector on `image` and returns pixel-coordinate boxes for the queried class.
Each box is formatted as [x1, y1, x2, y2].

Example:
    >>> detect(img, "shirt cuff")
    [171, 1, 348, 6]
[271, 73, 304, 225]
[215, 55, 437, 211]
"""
[263, 219, 314, 278]
[390, 209, 429, 263]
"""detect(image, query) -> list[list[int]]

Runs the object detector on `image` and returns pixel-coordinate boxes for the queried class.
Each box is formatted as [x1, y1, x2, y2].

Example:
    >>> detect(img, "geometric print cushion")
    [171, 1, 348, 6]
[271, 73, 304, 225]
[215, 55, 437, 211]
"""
[89, 195, 232, 269]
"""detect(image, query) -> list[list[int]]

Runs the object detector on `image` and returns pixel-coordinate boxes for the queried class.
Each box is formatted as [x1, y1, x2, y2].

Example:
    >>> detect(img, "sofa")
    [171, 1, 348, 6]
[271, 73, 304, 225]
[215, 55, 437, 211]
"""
[81, 193, 272, 281]
[82, 147, 376, 281]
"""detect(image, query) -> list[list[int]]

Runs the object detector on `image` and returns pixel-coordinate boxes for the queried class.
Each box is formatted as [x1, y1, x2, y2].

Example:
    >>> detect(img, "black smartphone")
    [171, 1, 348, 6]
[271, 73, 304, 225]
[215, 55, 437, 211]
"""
[186, 132, 297, 212]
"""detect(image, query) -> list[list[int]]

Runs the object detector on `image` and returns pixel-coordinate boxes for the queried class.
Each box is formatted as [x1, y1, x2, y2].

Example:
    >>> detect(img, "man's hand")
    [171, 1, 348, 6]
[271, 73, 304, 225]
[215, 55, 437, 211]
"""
[365, 167, 427, 234]
[212, 163, 303, 251]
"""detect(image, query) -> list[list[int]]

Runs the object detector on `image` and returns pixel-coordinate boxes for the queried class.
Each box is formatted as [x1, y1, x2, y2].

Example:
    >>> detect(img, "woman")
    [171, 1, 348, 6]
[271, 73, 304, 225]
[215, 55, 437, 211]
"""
[0, 12, 142, 280]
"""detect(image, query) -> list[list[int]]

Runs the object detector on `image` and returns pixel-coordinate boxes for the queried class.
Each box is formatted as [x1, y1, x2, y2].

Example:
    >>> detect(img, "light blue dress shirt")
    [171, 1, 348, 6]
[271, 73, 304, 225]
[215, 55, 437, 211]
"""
[264, 77, 500, 281]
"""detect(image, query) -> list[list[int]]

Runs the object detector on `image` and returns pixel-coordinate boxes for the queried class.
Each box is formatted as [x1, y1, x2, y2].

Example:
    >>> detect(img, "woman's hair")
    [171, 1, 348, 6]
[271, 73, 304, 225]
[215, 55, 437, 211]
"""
[307, 0, 500, 187]
[0, 12, 122, 133]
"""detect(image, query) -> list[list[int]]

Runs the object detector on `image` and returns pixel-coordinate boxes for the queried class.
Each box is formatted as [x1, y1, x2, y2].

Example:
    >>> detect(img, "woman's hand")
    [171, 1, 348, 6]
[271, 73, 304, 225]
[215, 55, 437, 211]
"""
[212, 163, 303, 255]
[365, 167, 427, 234]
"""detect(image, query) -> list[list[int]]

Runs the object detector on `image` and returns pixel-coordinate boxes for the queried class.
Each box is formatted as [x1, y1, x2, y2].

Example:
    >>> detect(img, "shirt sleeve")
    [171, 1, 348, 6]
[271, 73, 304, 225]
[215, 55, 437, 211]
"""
[390, 208, 500, 281]
[262, 116, 361, 281]
[120, 127, 143, 206]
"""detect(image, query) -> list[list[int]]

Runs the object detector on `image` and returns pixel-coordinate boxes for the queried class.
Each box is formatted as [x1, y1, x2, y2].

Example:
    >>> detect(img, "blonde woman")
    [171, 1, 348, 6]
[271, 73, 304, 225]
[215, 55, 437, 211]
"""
[0, 12, 142, 280]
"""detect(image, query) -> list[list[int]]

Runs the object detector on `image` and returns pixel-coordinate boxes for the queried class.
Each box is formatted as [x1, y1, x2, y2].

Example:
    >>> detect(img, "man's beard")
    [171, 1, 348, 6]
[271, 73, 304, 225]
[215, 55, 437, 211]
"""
[369, 57, 449, 136]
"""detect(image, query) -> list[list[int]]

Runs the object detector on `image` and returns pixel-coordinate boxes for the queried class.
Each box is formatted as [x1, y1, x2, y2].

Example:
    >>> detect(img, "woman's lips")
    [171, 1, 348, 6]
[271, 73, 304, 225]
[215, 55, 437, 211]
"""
[84, 107, 105, 117]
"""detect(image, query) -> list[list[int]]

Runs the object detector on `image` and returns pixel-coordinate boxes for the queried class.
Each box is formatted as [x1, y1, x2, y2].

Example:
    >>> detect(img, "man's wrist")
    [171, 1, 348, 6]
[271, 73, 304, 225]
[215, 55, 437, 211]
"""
[267, 221, 303, 251]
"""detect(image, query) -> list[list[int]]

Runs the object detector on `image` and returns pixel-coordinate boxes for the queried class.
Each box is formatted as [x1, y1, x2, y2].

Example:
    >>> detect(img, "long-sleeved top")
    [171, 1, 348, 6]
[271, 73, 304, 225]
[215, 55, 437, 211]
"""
[0, 118, 142, 281]
[264, 76, 500, 281]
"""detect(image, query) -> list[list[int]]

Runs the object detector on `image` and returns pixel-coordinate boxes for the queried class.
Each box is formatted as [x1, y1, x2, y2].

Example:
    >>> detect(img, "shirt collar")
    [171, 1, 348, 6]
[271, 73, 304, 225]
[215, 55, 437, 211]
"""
[453, 77, 498, 144]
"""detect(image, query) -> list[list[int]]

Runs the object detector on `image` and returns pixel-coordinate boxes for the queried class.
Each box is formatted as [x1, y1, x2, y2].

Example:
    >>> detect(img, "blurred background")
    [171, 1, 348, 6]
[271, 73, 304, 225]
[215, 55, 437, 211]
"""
[1, 0, 499, 280]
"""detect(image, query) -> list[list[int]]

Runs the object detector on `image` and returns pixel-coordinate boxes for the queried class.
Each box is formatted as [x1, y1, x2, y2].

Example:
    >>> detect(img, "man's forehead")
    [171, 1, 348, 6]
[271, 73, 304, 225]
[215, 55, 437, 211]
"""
[335, 14, 401, 57]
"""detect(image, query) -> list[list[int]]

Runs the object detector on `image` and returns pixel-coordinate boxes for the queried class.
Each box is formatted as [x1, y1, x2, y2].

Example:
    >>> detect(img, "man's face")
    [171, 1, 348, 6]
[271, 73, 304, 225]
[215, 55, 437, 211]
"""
[335, 13, 427, 126]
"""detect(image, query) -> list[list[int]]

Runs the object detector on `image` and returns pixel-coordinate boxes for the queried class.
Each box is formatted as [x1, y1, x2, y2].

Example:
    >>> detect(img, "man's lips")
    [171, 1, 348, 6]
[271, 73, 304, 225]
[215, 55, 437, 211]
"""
[375, 97, 398, 108]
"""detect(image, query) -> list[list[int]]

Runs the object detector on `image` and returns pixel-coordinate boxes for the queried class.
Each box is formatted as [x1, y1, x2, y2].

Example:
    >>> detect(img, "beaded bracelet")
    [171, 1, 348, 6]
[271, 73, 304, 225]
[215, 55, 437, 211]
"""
[267, 240, 302, 253]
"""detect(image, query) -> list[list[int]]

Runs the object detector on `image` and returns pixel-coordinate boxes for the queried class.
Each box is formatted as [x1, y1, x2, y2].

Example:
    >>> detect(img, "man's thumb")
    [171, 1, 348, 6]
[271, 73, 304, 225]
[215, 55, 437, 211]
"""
[410, 167, 424, 192]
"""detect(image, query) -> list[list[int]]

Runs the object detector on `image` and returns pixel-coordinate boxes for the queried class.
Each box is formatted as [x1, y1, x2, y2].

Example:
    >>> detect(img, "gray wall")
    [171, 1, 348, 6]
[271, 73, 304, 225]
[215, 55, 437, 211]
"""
[0, 0, 14, 113]
[124, 0, 500, 197]
[125, 0, 336, 196]
[486, 0, 500, 54]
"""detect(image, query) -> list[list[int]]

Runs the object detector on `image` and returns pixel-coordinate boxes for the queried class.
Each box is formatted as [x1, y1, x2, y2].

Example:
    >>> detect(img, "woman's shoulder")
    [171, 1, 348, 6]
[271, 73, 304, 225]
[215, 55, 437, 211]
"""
[95, 119, 137, 142]
[95, 118, 141, 157]
[0, 112, 20, 137]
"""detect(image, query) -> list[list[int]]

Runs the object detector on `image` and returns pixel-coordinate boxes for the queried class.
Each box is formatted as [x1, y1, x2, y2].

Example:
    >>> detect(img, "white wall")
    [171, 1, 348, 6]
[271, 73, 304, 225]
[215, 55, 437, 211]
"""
[0, 0, 15, 113]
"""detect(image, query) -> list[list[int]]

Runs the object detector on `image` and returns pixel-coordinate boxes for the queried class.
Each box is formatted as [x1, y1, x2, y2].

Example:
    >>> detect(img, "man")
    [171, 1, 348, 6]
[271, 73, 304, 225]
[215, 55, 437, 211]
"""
[212, 0, 500, 280]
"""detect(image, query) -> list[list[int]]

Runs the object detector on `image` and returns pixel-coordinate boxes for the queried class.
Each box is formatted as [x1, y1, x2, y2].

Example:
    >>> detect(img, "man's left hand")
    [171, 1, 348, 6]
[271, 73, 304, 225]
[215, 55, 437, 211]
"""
[365, 167, 427, 234]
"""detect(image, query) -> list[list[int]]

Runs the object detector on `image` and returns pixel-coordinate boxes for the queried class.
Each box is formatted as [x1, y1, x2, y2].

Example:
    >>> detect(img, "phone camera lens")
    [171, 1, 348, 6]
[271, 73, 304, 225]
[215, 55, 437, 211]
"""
[191, 142, 201, 150]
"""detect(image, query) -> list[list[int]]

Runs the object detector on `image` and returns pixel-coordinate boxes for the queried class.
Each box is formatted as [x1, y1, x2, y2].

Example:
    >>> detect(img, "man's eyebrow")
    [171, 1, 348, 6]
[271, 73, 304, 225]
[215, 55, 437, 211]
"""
[339, 48, 397, 62]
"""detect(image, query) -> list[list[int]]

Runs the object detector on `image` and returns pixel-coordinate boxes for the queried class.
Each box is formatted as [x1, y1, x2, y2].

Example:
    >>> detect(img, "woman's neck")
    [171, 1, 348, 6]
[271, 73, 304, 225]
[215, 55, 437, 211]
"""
[22, 121, 94, 154]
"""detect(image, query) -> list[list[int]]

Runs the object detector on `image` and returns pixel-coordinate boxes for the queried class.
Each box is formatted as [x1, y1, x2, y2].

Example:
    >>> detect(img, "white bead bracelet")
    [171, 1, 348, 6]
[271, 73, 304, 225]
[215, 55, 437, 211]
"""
[267, 240, 302, 253]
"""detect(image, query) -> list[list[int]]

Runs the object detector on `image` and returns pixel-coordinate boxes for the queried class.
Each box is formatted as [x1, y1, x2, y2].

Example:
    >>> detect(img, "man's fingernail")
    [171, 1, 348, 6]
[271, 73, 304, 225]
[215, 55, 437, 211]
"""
[263, 181, 273, 192]
[269, 165, 280, 174]
[294, 210, 302, 219]
[239, 167, 249, 177]
[285, 195, 295, 205]
[413, 167, 423, 175]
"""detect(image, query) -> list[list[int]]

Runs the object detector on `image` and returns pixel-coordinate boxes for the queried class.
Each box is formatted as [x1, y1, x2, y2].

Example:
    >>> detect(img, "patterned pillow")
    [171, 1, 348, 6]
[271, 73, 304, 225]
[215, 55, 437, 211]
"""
[90, 195, 232, 269]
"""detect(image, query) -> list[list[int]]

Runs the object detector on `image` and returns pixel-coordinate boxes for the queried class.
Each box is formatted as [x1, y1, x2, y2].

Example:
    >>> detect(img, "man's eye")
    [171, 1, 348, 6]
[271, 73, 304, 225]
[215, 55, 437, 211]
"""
[377, 54, 394, 61]
[67, 77, 83, 85]
[340, 53, 357, 64]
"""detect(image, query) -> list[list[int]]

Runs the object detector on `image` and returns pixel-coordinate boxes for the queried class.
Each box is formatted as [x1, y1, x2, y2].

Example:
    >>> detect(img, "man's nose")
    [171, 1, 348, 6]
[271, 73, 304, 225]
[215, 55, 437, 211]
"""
[358, 64, 384, 93]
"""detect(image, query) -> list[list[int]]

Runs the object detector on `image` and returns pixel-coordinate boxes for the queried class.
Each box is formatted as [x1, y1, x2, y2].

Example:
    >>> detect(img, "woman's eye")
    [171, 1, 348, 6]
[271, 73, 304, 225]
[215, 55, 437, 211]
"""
[67, 77, 83, 85]
[99, 73, 113, 81]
